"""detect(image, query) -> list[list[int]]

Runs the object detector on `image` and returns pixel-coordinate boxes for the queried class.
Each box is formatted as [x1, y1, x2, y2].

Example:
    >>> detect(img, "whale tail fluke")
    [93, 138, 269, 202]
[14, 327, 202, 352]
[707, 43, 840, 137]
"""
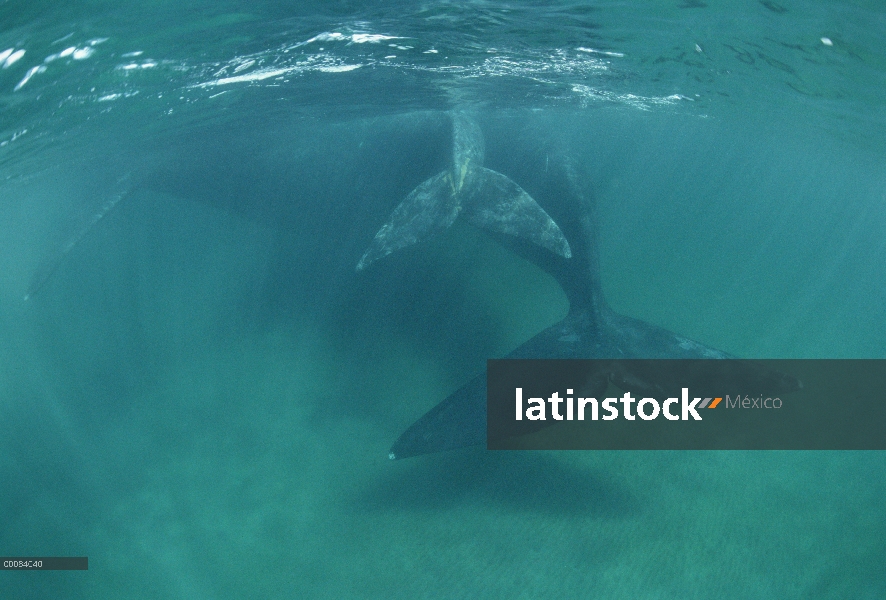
[356, 166, 571, 271]
[464, 167, 571, 259]
[356, 171, 457, 271]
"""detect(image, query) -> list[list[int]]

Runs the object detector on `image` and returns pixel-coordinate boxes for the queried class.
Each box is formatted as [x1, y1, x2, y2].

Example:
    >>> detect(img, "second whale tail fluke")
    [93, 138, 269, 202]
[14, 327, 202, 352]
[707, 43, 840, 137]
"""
[385, 147, 802, 460]
[356, 112, 571, 271]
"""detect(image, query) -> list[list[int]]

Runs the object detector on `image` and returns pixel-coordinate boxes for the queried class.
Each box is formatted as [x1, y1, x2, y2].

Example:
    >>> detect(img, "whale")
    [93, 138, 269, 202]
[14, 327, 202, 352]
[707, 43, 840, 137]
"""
[29, 111, 571, 299]
[380, 146, 800, 459]
[23, 110, 799, 460]
[356, 111, 572, 271]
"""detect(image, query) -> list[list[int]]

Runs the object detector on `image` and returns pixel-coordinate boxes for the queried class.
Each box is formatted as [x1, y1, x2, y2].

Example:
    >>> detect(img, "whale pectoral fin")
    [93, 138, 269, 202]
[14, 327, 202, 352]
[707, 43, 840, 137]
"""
[25, 172, 133, 301]
[464, 167, 572, 259]
[356, 171, 459, 271]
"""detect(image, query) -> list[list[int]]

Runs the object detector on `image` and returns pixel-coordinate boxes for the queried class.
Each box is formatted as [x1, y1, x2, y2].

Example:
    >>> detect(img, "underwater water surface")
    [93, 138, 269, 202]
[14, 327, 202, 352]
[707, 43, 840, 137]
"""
[0, 1, 884, 598]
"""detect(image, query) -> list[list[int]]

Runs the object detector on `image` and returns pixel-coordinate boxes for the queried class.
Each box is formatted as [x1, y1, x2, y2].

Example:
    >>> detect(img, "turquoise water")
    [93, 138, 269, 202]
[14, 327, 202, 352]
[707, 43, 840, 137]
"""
[1, 1, 884, 598]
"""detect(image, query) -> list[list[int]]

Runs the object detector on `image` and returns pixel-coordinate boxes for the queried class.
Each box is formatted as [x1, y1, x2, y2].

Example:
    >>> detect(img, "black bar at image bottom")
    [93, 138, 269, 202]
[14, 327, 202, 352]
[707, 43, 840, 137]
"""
[1, 557, 88, 570]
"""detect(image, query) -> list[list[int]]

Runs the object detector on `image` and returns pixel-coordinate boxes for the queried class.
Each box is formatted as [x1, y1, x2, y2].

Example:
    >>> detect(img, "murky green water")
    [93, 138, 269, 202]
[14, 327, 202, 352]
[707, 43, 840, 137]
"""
[1, 2, 884, 598]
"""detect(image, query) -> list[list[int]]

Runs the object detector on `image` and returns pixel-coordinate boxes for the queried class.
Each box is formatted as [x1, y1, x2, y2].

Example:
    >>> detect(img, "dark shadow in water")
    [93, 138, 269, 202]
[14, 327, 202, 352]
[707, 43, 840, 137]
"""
[356, 449, 640, 518]
[760, 0, 787, 14]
